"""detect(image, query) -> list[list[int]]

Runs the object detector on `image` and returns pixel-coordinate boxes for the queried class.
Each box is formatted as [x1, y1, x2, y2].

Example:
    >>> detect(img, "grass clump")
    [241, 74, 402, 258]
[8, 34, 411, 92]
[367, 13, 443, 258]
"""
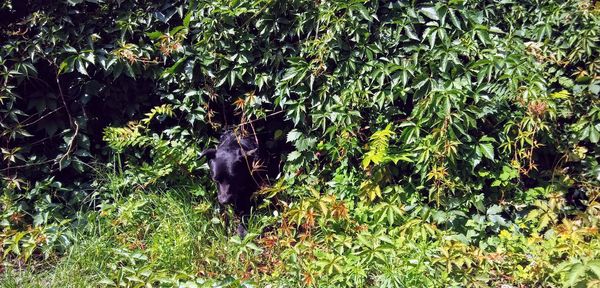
[1, 187, 266, 287]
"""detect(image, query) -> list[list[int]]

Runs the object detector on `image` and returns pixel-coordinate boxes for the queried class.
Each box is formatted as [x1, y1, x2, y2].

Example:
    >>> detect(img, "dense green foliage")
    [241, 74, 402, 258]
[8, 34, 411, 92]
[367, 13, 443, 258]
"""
[1, 0, 600, 286]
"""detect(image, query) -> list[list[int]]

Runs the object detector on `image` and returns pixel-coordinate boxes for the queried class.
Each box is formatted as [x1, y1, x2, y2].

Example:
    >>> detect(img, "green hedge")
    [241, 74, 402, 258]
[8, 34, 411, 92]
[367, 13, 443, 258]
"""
[1, 0, 599, 285]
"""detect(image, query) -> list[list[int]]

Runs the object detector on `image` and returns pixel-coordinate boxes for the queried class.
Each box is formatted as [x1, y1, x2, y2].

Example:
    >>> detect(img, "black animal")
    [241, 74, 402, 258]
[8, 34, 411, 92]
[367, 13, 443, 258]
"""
[199, 130, 264, 236]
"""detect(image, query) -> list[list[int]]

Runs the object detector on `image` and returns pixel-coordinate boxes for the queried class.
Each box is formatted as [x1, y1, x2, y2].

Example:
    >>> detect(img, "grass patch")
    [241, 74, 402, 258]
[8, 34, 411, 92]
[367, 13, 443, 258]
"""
[1, 187, 268, 287]
[3, 184, 600, 287]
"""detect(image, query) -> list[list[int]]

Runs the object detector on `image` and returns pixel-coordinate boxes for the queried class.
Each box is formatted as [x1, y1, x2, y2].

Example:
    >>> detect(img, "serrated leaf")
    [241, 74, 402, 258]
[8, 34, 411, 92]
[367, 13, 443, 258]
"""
[378, 235, 393, 244]
[469, 152, 482, 170]
[587, 260, 600, 278]
[487, 205, 502, 215]
[286, 129, 302, 143]
[125, 275, 144, 283]
[565, 263, 586, 287]
[287, 151, 301, 161]
[448, 9, 461, 29]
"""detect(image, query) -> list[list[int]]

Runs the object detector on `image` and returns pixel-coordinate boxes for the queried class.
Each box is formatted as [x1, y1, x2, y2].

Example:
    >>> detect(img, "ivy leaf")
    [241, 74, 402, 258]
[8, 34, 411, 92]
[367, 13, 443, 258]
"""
[75, 59, 88, 76]
[468, 152, 482, 170]
[478, 143, 494, 160]
[404, 26, 419, 40]
[356, 5, 371, 21]
[58, 55, 76, 74]
[420, 7, 439, 21]
[161, 56, 188, 78]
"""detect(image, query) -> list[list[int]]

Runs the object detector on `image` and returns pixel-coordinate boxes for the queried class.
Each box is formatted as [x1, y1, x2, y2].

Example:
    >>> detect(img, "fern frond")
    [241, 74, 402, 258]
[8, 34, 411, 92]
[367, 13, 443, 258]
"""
[102, 104, 200, 188]
[103, 122, 144, 153]
[142, 104, 174, 126]
[549, 90, 570, 99]
[362, 124, 395, 169]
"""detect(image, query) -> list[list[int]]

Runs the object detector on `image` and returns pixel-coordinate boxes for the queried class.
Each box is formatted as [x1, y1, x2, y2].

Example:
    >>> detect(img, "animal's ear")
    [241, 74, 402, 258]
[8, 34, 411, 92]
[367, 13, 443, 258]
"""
[242, 148, 258, 157]
[199, 148, 216, 160]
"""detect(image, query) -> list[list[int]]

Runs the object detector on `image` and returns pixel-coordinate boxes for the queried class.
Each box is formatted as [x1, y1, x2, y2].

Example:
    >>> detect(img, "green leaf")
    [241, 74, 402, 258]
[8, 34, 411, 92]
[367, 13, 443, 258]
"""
[97, 278, 116, 286]
[420, 7, 439, 21]
[246, 242, 263, 252]
[63, 45, 77, 53]
[448, 9, 461, 29]
[183, 12, 192, 27]
[161, 56, 188, 78]
[468, 152, 482, 170]
[287, 151, 301, 161]
[228, 70, 236, 87]
[75, 59, 88, 76]
[356, 5, 371, 21]
[589, 84, 600, 95]
[565, 263, 586, 287]
[404, 26, 419, 40]
[428, 30, 437, 48]
[478, 143, 494, 160]
[489, 26, 505, 34]
[480, 136, 496, 143]
[286, 129, 302, 143]
[146, 31, 163, 40]
[58, 55, 76, 74]
[590, 126, 600, 143]
[588, 260, 600, 278]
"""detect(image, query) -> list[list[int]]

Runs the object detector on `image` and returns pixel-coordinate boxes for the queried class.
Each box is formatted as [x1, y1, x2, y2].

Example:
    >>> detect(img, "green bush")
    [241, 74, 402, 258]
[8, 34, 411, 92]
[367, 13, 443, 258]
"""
[1, 0, 599, 286]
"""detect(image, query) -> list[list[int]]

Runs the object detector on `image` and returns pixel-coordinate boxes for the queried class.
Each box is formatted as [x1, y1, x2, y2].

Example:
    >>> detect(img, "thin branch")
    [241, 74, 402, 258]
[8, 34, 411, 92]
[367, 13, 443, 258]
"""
[0, 159, 55, 172]
[232, 110, 284, 128]
[20, 107, 63, 128]
[56, 77, 74, 128]
[28, 131, 69, 149]
[55, 75, 79, 164]
[59, 121, 79, 170]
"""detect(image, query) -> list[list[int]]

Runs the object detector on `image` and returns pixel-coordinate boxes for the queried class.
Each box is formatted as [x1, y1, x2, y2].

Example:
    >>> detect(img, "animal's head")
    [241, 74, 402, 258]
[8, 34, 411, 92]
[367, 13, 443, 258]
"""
[200, 132, 259, 207]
